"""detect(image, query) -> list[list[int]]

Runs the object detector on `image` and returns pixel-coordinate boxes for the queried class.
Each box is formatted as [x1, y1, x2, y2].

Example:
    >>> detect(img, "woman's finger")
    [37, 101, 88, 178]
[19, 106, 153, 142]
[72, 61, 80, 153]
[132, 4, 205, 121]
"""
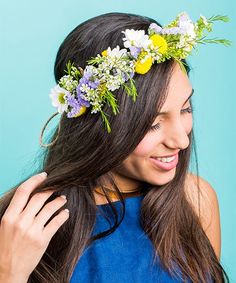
[4, 173, 48, 217]
[42, 209, 70, 240]
[18, 190, 56, 227]
[32, 195, 68, 229]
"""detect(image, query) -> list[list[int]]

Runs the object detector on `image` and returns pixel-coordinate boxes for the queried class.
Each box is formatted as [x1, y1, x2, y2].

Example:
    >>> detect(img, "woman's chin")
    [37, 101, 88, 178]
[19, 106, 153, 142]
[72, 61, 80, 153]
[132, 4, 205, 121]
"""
[148, 167, 176, 186]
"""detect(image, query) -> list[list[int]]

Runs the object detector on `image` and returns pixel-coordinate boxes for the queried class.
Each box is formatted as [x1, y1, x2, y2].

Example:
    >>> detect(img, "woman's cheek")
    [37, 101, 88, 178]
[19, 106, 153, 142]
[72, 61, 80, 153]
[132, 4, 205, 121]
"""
[133, 134, 158, 156]
[186, 116, 193, 135]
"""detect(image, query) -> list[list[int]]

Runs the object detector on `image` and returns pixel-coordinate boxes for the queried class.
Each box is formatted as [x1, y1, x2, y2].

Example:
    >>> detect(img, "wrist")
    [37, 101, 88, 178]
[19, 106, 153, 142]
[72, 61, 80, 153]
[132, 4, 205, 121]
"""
[0, 273, 28, 283]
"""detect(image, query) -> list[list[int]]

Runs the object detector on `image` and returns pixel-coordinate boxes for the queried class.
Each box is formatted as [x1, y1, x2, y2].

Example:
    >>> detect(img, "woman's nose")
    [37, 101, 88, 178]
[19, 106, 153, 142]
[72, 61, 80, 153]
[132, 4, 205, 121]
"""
[163, 120, 190, 150]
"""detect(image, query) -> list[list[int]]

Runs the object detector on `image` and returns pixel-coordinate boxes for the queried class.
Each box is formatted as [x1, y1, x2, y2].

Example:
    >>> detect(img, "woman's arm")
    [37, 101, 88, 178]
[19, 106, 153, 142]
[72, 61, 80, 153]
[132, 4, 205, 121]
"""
[184, 173, 221, 260]
[0, 273, 28, 283]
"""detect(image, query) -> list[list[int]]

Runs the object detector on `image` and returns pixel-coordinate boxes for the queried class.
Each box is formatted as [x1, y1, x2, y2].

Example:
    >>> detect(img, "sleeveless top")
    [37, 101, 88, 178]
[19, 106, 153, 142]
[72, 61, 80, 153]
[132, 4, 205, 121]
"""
[70, 194, 208, 283]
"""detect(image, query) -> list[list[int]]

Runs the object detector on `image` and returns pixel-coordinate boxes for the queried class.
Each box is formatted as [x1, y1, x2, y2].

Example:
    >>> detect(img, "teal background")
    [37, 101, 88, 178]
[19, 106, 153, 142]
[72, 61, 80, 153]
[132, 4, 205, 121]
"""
[1, 0, 235, 281]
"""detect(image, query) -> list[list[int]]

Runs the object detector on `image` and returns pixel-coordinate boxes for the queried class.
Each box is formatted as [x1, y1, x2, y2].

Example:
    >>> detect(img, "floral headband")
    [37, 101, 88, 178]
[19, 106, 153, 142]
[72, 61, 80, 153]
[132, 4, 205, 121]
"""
[40, 12, 231, 147]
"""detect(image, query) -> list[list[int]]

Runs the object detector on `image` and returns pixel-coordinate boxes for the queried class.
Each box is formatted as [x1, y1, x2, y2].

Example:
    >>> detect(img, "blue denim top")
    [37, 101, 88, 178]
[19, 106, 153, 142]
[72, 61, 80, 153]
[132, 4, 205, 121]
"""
[70, 194, 193, 283]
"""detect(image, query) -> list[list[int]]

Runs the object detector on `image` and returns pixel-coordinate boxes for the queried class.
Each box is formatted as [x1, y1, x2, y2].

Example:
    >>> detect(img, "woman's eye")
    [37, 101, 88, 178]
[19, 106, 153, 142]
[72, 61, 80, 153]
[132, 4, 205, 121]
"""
[181, 106, 194, 114]
[149, 106, 194, 132]
[150, 123, 161, 131]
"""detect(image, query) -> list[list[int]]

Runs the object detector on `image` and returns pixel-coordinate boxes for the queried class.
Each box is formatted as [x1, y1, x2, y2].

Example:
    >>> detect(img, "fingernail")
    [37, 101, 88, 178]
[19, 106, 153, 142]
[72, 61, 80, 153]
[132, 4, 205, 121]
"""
[39, 172, 47, 177]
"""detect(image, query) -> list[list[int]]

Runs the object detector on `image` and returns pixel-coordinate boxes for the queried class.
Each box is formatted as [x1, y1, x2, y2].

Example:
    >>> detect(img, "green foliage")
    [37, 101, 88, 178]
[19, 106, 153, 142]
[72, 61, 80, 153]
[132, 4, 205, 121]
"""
[122, 77, 138, 102]
[208, 15, 230, 23]
[199, 38, 232, 46]
[64, 60, 83, 80]
[100, 110, 111, 133]
[87, 56, 105, 66]
[103, 89, 120, 115]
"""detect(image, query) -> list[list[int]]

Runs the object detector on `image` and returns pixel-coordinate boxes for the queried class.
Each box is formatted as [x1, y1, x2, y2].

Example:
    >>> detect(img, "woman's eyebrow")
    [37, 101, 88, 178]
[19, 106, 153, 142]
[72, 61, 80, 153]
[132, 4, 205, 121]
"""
[183, 88, 194, 105]
[157, 88, 194, 116]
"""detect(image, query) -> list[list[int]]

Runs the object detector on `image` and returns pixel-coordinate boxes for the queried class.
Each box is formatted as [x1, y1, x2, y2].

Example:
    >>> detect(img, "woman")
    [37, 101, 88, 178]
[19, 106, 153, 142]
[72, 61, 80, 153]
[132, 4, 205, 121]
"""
[0, 12, 230, 283]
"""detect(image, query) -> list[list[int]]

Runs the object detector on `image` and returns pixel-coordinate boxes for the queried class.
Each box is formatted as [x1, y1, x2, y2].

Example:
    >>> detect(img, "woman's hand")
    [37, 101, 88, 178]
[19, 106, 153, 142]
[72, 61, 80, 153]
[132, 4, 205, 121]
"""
[0, 172, 69, 282]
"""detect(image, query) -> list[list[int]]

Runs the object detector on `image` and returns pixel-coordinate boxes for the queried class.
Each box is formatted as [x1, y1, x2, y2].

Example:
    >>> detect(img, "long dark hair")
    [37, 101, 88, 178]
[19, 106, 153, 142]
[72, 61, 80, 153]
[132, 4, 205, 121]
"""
[0, 12, 229, 283]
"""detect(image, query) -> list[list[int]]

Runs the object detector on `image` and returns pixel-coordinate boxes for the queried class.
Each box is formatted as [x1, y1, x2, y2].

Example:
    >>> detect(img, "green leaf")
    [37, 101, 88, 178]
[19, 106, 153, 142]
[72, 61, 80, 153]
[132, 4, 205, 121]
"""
[122, 74, 138, 102]
[201, 38, 232, 46]
[87, 56, 105, 66]
[129, 77, 138, 102]
[104, 89, 120, 115]
[100, 110, 111, 133]
[122, 83, 132, 96]
[64, 60, 72, 75]
[208, 15, 230, 23]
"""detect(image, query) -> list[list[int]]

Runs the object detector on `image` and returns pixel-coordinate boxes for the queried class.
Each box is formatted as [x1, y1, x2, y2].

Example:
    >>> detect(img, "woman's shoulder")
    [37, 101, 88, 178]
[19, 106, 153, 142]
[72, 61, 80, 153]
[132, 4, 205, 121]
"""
[184, 172, 221, 260]
[184, 173, 219, 211]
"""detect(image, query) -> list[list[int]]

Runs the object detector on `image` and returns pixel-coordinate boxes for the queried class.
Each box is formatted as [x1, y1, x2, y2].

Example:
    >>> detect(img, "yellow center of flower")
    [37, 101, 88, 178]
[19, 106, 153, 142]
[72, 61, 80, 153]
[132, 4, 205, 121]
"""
[73, 106, 87, 117]
[58, 92, 65, 104]
[149, 34, 168, 54]
[101, 50, 108, 57]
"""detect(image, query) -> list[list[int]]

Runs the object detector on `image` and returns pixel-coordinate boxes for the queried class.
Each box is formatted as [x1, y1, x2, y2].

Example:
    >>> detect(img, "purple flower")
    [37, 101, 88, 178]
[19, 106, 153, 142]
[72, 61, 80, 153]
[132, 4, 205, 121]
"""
[130, 71, 134, 79]
[129, 46, 142, 59]
[161, 27, 181, 35]
[67, 105, 85, 118]
[75, 86, 90, 107]
[76, 72, 100, 108]
[78, 69, 100, 88]
[88, 80, 100, 89]
[122, 71, 134, 81]
[67, 93, 79, 108]
[66, 93, 89, 118]
[149, 23, 162, 34]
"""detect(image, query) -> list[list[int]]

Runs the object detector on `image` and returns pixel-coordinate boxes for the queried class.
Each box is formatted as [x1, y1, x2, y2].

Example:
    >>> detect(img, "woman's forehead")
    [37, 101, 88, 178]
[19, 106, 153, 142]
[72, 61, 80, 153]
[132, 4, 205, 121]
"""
[157, 88, 194, 116]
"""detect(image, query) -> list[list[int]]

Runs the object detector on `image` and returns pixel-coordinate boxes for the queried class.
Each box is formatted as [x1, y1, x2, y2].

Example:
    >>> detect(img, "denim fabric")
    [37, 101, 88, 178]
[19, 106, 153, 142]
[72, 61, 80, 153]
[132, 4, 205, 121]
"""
[70, 195, 192, 283]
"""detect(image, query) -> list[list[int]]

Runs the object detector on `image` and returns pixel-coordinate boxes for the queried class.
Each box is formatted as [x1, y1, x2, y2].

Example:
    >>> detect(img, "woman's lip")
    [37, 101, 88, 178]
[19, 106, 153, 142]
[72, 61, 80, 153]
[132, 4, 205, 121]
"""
[151, 151, 179, 158]
[149, 154, 179, 171]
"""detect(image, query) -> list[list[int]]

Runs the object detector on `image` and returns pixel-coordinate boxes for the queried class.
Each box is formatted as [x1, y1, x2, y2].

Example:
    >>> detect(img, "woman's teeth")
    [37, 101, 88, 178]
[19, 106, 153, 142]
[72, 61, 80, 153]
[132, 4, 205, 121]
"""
[155, 156, 175, 163]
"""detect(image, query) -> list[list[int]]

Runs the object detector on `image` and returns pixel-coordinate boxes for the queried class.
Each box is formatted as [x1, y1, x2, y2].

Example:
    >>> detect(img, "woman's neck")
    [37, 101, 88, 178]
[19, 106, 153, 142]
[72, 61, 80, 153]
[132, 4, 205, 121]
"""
[94, 171, 144, 205]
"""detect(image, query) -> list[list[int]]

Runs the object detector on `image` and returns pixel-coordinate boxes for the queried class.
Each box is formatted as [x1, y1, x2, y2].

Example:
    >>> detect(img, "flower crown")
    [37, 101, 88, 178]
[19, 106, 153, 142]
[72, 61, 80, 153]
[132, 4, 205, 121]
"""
[41, 12, 231, 147]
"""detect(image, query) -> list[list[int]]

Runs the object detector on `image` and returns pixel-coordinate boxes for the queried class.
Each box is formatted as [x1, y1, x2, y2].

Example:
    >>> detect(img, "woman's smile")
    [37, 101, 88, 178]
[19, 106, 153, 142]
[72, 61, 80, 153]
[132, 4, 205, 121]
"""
[149, 153, 179, 171]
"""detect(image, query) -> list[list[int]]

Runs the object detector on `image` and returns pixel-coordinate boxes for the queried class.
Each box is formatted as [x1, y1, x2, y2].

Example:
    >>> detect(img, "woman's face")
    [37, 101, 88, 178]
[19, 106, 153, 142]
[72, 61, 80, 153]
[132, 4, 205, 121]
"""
[111, 63, 194, 191]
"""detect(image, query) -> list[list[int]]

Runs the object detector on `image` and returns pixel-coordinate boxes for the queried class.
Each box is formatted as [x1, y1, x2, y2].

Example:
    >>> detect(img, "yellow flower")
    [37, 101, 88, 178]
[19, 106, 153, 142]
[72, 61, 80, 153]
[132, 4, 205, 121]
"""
[101, 50, 108, 57]
[74, 106, 87, 117]
[135, 56, 152, 74]
[149, 34, 168, 54]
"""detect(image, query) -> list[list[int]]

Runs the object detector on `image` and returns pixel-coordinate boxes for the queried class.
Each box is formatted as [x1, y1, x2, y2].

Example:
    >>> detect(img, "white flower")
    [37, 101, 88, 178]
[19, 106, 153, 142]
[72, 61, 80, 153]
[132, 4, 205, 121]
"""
[106, 75, 123, 91]
[58, 75, 78, 92]
[106, 46, 128, 58]
[200, 14, 209, 26]
[176, 35, 193, 52]
[49, 85, 69, 113]
[80, 83, 91, 93]
[178, 12, 196, 40]
[122, 29, 152, 49]
[176, 36, 186, 48]
[84, 65, 99, 76]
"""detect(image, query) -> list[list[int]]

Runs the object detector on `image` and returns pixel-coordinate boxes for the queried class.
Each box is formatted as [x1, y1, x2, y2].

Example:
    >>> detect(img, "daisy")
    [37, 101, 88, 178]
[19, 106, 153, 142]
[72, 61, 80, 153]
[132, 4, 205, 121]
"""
[49, 85, 70, 113]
